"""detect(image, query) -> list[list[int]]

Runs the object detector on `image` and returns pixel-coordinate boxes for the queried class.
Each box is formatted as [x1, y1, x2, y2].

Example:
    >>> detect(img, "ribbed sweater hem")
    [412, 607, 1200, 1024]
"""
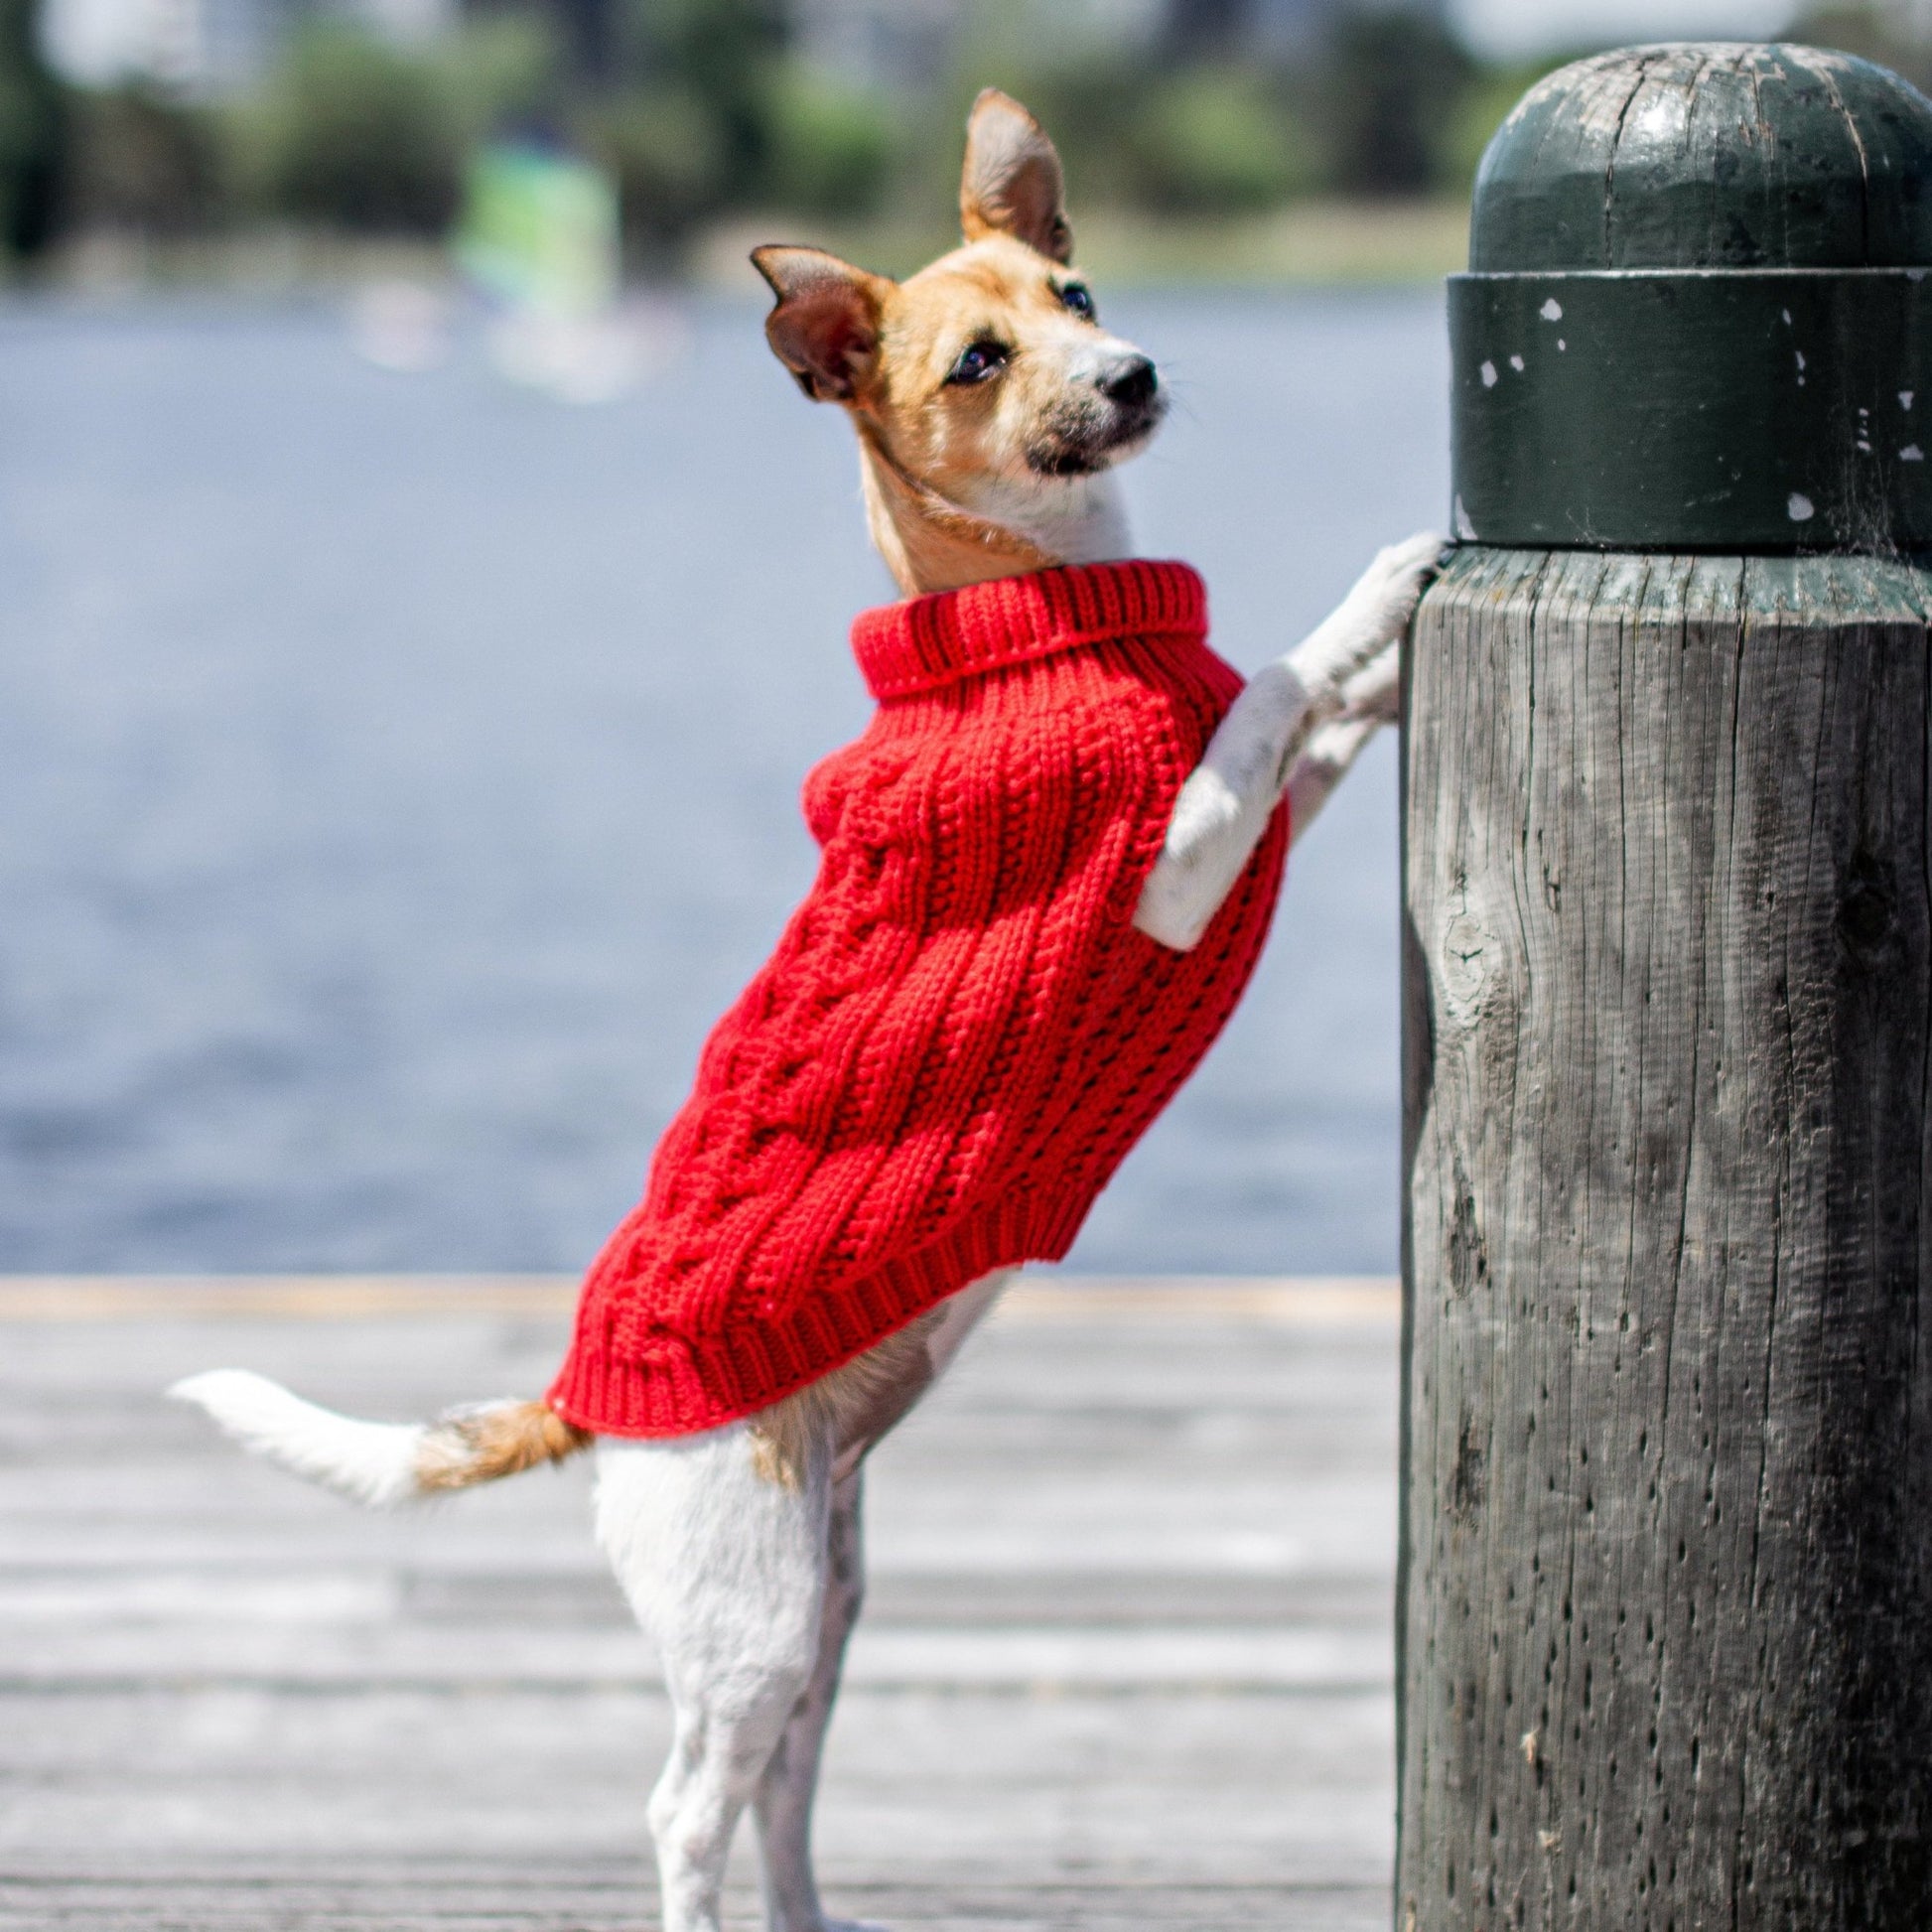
[547, 1189, 1078, 1438]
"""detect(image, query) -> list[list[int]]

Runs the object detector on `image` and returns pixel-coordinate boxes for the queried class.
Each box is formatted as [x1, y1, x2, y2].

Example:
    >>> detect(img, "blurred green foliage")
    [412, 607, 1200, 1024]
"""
[1131, 68, 1314, 211]
[760, 67, 897, 216]
[221, 16, 568, 234]
[441, 13, 570, 137]
[579, 81, 727, 253]
[1315, 10, 1473, 195]
[0, 0, 63, 256]
[2, 0, 1707, 270]
[902, 4, 1484, 226]
[65, 84, 221, 234]
[229, 26, 468, 232]
[619, 0, 784, 201]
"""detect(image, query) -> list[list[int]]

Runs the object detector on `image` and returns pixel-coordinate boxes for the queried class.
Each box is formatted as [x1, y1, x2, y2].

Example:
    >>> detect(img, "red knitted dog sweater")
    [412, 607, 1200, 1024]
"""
[547, 559, 1288, 1438]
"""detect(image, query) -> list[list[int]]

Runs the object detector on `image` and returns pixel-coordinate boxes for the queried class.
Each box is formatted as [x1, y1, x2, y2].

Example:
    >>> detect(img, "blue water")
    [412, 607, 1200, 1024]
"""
[0, 288, 1449, 1276]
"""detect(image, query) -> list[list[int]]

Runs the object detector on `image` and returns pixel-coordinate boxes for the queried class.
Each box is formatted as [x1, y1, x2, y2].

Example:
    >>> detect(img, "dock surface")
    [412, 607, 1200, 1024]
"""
[0, 1277, 1399, 1931]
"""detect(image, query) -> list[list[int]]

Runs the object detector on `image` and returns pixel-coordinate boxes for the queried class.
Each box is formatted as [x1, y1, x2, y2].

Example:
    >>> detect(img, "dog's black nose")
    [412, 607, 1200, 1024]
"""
[1101, 356, 1158, 409]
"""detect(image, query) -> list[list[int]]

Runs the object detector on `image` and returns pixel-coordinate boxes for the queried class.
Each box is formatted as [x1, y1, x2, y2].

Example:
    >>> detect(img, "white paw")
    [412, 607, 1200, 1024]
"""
[1370, 527, 1452, 584]
[1338, 640, 1401, 727]
[1294, 530, 1449, 694]
[1350, 529, 1449, 642]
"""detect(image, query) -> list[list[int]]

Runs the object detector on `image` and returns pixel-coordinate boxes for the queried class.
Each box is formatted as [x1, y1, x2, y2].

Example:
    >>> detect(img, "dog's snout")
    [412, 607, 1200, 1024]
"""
[1031, 345, 1166, 477]
[1101, 356, 1158, 410]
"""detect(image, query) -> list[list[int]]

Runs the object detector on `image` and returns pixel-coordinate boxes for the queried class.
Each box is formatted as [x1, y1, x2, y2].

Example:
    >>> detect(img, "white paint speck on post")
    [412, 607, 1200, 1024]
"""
[1539, 298, 1563, 321]
[1454, 495, 1477, 540]
[1902, 445, 1924, 462]
[1902, 391, 1916, 410]
[1509, 354, 1524, 372]
[1480, 361, 1498, 388]
[1557, 339, 1566, 350]
[1788, 491, 1816, 521]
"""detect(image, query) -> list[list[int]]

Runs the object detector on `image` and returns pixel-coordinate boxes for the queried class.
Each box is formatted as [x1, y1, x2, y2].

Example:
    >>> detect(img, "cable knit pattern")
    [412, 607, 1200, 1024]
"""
[548, 560, 1288, 1438]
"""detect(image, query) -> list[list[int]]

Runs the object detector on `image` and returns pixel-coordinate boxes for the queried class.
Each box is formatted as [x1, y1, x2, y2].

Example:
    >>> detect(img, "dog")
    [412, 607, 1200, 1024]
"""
[173, 89, 1444, 1932]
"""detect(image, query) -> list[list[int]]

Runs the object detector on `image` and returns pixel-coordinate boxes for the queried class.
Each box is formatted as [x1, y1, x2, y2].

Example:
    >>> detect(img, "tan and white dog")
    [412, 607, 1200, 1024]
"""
[173, 90, 1444, 1932]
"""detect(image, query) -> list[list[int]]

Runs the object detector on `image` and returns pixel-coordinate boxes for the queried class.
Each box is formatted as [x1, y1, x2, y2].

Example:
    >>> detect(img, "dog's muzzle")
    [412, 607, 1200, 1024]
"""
[1028, 355, 1167, 477]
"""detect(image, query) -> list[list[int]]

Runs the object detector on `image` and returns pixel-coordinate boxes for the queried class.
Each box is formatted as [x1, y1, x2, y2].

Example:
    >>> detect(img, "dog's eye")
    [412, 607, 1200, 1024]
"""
[946, 340, 1009, 385]
[1058, 282, 1096, 322]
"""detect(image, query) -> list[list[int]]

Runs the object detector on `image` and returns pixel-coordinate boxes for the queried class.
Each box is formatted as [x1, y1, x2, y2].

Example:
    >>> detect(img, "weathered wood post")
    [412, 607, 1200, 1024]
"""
[1400, 44, 1932, 1927]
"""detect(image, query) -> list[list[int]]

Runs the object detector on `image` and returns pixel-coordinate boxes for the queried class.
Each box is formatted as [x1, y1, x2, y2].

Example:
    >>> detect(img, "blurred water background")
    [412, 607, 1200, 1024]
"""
[0, 287, 1443, 1275]
[0, 0, 1871, 1279]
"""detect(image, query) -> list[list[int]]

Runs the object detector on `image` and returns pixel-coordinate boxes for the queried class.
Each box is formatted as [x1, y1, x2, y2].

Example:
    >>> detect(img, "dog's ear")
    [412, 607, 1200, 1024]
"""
[959, 89, 1072, 264]
[751, 245, 890, 403]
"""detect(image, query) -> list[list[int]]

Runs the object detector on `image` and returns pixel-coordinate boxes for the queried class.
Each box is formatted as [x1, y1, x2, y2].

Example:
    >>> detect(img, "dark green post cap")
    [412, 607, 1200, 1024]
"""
[1450, 43, 1932, 550]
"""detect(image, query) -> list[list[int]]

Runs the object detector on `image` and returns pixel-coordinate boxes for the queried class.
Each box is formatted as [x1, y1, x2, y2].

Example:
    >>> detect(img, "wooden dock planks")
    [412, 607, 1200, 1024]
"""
[0, 1277, 1399, 1931]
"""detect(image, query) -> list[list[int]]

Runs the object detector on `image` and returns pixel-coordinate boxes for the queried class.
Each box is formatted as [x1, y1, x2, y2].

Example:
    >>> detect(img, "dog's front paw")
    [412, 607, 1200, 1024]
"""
[1370, 527, 1452, 584]
[1338, 640, 1401, 728]
[1291, 531, 1448, 698]
[1350, 529, 1449, 645]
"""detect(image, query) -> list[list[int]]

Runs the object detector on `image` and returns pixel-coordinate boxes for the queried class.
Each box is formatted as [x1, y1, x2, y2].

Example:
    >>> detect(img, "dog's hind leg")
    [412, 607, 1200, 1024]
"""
[754, 1467, 883, 1932]
[749, 1272, 1009, 1932]
[594, 1428, 831, 1932]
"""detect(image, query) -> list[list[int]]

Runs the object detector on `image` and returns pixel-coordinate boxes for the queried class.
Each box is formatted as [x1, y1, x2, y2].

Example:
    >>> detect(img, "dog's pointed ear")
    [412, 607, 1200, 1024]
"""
[959, 88, 1072, 264]
[751, 245, 890, 403]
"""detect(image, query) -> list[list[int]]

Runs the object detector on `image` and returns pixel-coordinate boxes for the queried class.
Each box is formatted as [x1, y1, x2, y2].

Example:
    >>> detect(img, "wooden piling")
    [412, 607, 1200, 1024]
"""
[1399, 45, 1932, 1928]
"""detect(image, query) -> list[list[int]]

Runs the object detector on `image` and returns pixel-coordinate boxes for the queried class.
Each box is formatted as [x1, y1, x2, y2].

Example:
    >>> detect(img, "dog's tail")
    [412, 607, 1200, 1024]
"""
[169, 1369, 592, 1509]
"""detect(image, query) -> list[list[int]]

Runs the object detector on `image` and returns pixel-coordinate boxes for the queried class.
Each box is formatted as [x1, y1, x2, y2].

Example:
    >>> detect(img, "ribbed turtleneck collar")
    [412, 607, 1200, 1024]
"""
[850, 559, 1207, 702]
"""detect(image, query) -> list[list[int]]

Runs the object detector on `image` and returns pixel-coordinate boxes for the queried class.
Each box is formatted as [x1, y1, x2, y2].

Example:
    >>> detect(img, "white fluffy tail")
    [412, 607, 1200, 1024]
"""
[169, 1369, 589, 1510]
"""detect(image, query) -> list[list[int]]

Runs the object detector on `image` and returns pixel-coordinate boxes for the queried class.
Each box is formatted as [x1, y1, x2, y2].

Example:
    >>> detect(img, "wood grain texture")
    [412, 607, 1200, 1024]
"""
[0, 1277, 1400, 1931]
[1400, 546, 1932, 1927]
